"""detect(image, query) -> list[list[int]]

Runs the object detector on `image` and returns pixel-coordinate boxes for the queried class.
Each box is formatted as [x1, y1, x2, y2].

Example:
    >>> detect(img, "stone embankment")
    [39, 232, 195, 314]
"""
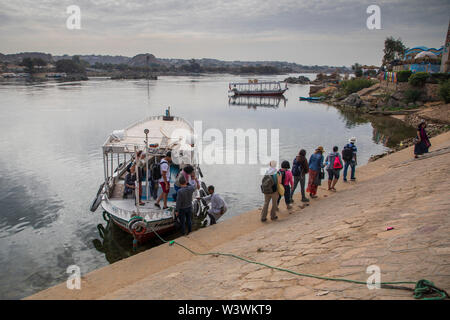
[27, 132, 450, 300]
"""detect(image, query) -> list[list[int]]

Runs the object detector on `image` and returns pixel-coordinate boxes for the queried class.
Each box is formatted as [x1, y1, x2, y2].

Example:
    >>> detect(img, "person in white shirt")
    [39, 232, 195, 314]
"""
[155, 151, 172, 209]
[201, 185, 227, 225]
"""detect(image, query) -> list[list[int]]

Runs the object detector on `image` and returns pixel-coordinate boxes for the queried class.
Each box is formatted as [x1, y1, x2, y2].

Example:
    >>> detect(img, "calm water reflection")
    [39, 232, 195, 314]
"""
[0, 74, 415, 299]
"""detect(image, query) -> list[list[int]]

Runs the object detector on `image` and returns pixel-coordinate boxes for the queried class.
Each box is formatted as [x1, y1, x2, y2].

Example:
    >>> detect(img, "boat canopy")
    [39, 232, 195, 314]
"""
[229, 81, 283, 86]
[102, 115, 194, 154]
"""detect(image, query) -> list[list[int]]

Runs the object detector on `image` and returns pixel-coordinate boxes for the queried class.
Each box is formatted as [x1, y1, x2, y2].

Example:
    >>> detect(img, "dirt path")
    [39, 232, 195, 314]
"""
[27, 132, 450, 300]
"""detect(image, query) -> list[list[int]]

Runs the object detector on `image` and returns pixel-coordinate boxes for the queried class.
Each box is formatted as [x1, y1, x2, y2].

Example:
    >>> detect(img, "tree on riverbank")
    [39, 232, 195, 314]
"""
[19, 57, 47, 74]
[351, 63, 363, 77]
[382, 37, 406, 70]
[55, 58, 86, 74]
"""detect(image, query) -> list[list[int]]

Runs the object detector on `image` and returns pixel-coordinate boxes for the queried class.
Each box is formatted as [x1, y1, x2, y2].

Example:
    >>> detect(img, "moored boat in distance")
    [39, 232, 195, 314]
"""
[229, 79, 288, 96]
[90, 108, 212, 245]
[299, 96, 324, 101]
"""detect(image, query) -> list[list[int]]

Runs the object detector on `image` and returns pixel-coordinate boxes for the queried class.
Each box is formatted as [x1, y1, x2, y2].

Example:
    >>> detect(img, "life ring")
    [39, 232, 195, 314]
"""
[90, 183, 105, 212]
[128, 216, 147, 236]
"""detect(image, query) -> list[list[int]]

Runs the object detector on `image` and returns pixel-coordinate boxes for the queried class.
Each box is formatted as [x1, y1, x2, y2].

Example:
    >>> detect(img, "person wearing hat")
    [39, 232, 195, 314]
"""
[306, 146, 325, 198]
[277, 160, 294, 210]
[342, 137, 358, 182]
[155, 151, 172, 209]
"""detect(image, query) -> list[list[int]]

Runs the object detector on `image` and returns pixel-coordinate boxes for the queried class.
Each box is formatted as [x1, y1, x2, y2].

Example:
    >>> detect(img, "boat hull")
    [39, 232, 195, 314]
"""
[232, 89, 287, 97]
[107, 212, 176, 243]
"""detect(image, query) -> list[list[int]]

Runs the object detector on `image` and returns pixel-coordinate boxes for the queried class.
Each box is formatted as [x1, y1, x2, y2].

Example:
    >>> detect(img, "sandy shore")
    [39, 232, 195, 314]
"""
[27, 131, 450, 300]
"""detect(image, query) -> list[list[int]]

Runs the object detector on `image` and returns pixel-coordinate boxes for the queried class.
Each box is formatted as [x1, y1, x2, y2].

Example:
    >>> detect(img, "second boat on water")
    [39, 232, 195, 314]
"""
[229, 79, 288, 96]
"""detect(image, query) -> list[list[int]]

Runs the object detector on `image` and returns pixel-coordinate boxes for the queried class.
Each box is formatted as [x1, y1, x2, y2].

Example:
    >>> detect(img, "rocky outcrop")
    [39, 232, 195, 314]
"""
[284, 75, 310, 84]
[309, 85, 325, 95]
[342, 93, 363, 108]
[128, 54, 162, 67]
[357, 83, 380, 97]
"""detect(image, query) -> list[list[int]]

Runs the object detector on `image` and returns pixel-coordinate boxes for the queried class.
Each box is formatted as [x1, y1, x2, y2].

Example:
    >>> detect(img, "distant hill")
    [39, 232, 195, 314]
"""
[0, 51, 351, 73]
[53, 54, 131, 65]
[0, 52, 53, 63]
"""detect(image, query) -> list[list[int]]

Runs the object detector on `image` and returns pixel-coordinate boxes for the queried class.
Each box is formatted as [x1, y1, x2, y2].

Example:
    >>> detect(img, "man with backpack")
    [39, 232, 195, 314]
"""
[154, 151, 172, 209]
[260, 160, 282, 222]
[325, 146, 343, 191]
[342, 137, 357, 182]
[291, 149, 309, 203]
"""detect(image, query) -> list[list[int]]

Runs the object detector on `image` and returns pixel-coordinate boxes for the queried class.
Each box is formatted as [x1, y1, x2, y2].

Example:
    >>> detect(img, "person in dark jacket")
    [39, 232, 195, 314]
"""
[175, 174, 200, 235]
[414, 120, 431, 158]
[291, 149, 309, 202]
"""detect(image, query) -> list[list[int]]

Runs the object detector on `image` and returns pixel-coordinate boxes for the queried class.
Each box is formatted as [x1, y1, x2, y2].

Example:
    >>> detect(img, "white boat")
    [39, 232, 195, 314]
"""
[228, 80, 288, 96]
[90, 109, 211, 243]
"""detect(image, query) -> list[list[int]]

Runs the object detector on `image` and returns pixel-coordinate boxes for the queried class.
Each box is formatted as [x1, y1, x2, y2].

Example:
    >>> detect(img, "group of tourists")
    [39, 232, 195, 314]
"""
[260, 137, 358, 222]
[123, 150, 227, 236]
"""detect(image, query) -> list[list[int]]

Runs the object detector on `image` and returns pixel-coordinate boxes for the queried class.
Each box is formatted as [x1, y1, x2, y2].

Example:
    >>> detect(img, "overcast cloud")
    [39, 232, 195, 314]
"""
[0, 0, 449, 65]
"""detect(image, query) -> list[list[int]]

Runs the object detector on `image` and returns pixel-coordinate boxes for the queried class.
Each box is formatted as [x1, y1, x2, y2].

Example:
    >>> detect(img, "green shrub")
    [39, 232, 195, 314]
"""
[340, 79, 375, 94]
[430, 73, 450, 84]
[311, 92, 327, 98]
[397, 70, 412, 82]
[439, 79, 450, 103]
[408, 72, 429, 87]
[403, 89, 422, 103]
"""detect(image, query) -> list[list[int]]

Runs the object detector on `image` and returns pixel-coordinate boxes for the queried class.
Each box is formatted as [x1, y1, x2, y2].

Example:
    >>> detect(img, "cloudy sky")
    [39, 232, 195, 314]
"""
[0, 0, 449, 66]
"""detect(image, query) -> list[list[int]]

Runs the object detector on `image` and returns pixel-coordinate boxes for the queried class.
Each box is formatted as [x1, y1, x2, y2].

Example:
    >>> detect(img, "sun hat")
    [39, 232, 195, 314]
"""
[349, 137, 357, 143]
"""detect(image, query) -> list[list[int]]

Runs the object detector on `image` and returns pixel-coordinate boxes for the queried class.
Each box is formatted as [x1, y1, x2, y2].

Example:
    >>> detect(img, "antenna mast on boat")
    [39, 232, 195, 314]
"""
[144, 128, 150, 203]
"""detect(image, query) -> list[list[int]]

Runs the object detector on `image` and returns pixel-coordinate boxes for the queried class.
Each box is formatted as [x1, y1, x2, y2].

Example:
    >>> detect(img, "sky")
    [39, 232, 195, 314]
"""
[0, 0, 449, 66]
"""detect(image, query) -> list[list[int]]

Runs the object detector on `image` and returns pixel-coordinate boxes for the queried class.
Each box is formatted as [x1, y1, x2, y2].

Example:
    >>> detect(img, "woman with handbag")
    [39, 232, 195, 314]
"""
[307, 146, 325, 199]
[414, 120, 431, 158]
[277, 160, 294, 210]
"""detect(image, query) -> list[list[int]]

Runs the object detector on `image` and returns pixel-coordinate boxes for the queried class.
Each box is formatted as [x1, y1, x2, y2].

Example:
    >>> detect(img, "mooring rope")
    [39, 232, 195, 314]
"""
[145, 224, 448, 300]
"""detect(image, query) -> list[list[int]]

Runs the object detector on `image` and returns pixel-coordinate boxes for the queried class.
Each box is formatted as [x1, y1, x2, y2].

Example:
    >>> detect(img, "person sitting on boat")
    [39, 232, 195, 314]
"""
[155, 151, 172, 209]
[123, 165, 137, 199]
[175, 175, 199, 235]
[199, 185, 227, 225]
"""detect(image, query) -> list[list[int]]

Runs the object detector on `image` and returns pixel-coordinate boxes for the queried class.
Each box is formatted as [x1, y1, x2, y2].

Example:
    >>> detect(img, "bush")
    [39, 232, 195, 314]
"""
[397, 70, 412, 82]
[55, 59, 86, 74]
[404, 89, 422, 103]
[340, 79, 375, 94]
[430, 73, 450, 84]
[408, 72, 429, 87]
[439, 80, 450, 103]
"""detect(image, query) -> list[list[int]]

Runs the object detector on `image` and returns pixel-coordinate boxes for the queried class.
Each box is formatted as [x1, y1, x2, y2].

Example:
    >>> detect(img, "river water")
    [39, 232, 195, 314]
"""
[0, 74, 416, 299]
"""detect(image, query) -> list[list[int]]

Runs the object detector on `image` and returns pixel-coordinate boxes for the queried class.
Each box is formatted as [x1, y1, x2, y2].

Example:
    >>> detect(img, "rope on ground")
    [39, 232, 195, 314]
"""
[147, 225, 448, 300]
